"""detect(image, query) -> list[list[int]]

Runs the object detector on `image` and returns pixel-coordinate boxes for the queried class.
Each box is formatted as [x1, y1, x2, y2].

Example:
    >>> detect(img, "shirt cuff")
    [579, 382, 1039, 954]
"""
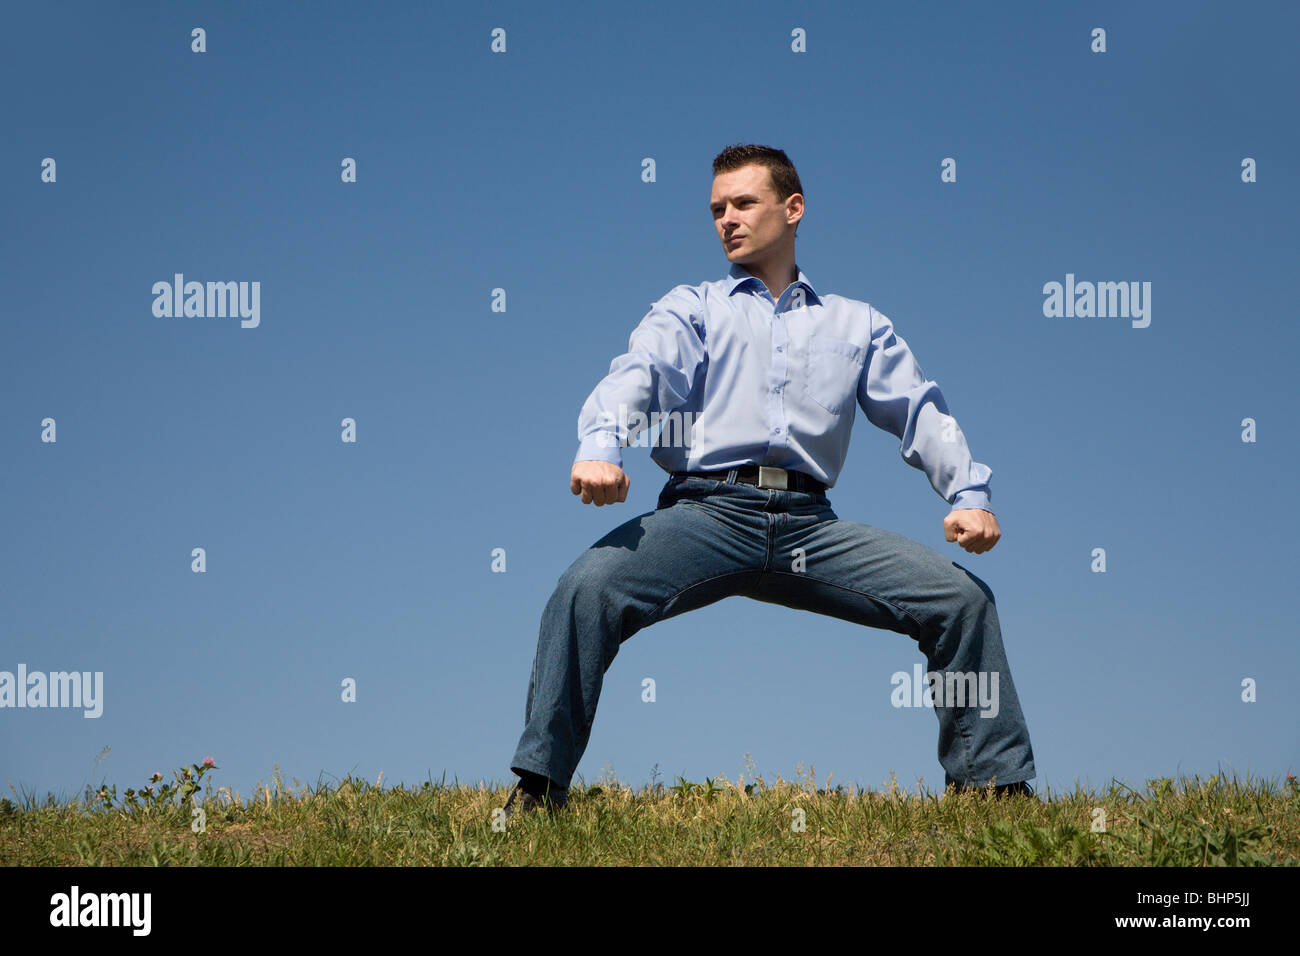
[949, 490, 992, 514]
[575, 433, 623, 468]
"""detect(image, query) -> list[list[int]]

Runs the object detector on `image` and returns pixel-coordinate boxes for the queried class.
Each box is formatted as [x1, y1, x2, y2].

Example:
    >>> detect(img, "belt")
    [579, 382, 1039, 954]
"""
[672, 465, 827, 495]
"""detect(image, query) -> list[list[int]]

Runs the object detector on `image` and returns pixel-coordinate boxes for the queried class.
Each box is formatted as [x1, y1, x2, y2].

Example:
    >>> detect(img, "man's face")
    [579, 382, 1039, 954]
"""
[710, 164, 802, 264]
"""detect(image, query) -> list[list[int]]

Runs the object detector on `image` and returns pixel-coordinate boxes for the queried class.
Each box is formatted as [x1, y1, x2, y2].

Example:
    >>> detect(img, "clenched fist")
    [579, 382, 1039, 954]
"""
[571, 460, 630, 506]
[943, 508, 1001, 554]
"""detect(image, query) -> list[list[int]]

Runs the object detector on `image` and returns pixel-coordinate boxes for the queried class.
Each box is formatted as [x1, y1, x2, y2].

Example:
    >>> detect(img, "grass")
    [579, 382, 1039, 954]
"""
[1, 760, 1296, 866]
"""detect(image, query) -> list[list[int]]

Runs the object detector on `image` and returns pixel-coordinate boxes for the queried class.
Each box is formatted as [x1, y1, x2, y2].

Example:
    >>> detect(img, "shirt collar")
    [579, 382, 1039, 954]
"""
[724, 260, 821, 305]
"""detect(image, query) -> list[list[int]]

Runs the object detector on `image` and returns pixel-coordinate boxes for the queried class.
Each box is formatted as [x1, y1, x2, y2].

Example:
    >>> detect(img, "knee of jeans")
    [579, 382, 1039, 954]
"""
[555, 554, 618, 600]
[955, 571, 996, 611]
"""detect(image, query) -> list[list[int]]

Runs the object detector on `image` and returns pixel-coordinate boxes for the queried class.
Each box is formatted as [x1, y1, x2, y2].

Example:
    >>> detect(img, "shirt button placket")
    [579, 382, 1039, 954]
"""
[770, 304, 789, 446]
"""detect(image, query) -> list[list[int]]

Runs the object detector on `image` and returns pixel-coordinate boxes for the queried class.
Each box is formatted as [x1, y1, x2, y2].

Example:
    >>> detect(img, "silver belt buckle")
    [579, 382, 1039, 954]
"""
[758, 466, 788, 490]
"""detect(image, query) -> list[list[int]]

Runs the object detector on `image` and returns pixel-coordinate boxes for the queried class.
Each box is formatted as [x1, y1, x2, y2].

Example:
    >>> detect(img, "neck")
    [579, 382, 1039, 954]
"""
[742, 251, 797, 301]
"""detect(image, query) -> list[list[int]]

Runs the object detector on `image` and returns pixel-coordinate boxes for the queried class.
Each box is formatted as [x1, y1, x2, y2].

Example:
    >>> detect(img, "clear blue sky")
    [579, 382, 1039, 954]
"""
[3, 0, 1297, 806]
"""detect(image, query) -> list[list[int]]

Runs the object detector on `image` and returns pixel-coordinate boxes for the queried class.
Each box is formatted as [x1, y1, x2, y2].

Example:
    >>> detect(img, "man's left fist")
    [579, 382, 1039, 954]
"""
[944, 509, 1000, 554]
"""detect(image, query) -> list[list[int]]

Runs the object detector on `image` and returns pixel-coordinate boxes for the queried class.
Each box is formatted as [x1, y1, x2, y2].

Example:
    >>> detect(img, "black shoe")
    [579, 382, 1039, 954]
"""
[502, 774, 568, 820]
[991, 780, 1035, 799]
[950, 780, 1036, 800]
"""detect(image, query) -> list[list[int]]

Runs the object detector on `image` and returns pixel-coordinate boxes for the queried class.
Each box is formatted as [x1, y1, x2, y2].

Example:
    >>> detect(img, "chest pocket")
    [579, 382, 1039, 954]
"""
[804, 333, 865, 415]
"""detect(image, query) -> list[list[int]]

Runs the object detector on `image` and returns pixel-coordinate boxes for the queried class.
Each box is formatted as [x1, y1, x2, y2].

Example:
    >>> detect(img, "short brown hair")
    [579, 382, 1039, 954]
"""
[712, 143, 803, 235]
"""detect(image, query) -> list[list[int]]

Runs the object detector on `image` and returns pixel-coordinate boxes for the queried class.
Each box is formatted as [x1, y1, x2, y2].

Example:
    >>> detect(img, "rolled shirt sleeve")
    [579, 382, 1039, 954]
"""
[856, 305, 993, 514]
[575, 286, 707, 469]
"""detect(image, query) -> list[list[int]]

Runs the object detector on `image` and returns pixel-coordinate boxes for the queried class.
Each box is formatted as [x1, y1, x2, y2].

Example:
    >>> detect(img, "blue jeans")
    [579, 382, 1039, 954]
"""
[510, 473, 1036, 792]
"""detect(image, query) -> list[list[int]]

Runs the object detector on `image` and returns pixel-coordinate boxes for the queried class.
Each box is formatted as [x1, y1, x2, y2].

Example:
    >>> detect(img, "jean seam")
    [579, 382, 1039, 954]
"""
[646, 570, 756, 621]
[953, 707, 977, 783]
[764, 512, 777, 571]
[764, 569, 927, 635]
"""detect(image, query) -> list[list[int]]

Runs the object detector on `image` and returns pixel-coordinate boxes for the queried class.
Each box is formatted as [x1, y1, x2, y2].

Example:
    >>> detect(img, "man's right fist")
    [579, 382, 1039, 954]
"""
[571, 460, 629, 506]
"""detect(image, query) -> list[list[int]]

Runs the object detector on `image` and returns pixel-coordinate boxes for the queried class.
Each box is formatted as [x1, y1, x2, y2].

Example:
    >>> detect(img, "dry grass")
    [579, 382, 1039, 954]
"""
[2, 763, 1295, 866]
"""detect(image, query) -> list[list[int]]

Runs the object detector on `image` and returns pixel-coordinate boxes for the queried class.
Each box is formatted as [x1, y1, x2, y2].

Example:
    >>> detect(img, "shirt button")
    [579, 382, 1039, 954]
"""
[776, 346, 784, 352]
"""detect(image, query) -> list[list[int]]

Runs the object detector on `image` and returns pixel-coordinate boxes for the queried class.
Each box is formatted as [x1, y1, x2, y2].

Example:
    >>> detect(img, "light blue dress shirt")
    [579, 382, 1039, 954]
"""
[573, 261, 993, 514]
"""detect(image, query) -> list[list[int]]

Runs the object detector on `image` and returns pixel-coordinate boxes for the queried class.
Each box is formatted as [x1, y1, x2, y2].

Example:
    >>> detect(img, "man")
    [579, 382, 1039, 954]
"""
[503, 143, 1036, 818]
